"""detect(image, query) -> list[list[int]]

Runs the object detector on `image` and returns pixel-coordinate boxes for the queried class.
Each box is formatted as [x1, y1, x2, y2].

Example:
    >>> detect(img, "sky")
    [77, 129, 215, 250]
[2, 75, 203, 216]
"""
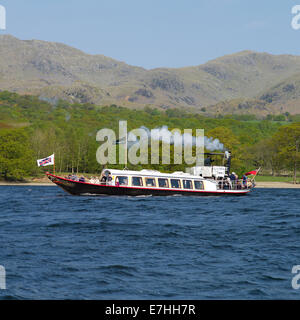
[0, 0, 300, 69]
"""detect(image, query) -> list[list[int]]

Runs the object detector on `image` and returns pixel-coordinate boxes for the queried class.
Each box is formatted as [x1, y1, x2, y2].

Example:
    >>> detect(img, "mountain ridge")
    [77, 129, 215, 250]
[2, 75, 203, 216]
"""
[0, 34, 300, 115]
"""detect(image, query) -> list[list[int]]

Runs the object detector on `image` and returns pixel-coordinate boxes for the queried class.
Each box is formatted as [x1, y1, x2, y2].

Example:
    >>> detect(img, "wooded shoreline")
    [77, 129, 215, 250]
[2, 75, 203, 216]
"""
[1, 91, 299, 183]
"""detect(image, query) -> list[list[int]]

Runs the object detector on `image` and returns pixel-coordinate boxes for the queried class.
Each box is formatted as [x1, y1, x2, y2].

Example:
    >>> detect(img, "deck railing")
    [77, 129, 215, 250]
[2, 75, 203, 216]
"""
[217, 179, 253, 190]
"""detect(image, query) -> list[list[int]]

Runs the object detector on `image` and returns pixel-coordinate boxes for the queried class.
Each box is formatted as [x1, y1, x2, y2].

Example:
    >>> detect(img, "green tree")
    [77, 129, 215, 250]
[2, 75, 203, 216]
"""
[0, 129, 35, 181]
[249, 138, 281, 176]
[206, 126, 244, 174]
[271, 123, 300, 183]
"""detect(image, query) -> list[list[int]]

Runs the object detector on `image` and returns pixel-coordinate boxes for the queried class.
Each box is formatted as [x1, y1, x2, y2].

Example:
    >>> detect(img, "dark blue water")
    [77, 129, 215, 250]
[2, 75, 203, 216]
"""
[0, 186, 299, 299]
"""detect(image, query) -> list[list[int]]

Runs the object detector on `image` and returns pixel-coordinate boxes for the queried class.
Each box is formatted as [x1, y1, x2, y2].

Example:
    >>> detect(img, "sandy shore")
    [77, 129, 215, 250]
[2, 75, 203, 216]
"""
[0, 181, 299, 188]
[255, 182, 300, 188]
[0, 182, 55, 186]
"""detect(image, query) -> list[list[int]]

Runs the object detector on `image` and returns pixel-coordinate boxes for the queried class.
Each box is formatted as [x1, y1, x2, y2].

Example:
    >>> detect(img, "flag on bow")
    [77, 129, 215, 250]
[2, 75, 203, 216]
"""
[37, 154, 55, 167]
[245, 168, 260, 177]
[245, 170, 258, 176]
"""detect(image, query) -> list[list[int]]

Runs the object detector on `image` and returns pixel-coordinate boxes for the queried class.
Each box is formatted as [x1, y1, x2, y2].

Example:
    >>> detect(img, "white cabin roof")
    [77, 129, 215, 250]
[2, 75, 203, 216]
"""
[103, 168, 205, 180]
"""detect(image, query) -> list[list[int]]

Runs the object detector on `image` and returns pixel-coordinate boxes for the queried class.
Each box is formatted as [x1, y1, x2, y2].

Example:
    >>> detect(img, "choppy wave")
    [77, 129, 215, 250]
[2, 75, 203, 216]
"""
[0, 186, 299, 299]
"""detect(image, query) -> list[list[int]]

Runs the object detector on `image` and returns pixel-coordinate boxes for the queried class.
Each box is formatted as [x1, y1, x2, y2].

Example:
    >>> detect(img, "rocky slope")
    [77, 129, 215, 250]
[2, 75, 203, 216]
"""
[1, 34, 300, 114]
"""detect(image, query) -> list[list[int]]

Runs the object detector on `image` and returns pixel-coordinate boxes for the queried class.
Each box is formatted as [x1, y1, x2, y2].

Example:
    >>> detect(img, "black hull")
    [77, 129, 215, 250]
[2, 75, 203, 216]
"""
[47, 173, 252, 196]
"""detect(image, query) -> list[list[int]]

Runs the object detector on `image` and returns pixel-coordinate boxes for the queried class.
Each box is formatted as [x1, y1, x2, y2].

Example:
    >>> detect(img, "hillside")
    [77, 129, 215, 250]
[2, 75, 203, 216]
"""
[1, 35, 300, 114]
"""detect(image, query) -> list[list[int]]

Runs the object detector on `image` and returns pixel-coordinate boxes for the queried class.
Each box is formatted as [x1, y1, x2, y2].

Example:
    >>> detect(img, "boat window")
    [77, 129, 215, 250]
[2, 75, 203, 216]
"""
[170, 179, 181, 188]
[158, 178, 169, 188]
[145, 178, 156, 187]
[183, 180, 192, 189]
[132, 176, 143, 187]
[194, 180, 204, 190]
[116, 176, 128, 186]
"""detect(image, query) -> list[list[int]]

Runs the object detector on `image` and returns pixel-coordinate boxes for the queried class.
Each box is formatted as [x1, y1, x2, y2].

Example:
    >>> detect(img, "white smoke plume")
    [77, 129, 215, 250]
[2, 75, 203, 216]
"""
[128, 126, 224, 151]
[204, 136, 224, 151]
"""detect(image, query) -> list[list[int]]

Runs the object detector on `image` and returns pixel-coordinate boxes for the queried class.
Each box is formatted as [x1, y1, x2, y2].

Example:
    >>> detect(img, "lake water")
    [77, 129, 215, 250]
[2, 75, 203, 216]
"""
[0, 186, 299, 299]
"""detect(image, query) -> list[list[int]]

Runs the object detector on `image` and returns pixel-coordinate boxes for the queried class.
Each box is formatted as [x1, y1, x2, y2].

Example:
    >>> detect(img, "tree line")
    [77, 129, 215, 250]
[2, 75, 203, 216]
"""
[0, 91, 299, 182]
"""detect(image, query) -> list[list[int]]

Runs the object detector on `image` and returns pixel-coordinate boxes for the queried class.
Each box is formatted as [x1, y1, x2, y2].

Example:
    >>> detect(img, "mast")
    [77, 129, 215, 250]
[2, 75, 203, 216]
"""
[124, 131, 128, 169]
[53, 153, 55, 175]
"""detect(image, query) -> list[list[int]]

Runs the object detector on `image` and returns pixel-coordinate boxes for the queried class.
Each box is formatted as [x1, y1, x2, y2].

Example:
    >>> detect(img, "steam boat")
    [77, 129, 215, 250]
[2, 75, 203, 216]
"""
[46, 152, 256, 196]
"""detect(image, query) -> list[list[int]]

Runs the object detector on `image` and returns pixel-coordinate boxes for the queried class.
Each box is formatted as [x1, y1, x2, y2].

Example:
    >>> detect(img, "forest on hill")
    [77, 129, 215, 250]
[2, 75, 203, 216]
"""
[0, 91, 299, 182]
